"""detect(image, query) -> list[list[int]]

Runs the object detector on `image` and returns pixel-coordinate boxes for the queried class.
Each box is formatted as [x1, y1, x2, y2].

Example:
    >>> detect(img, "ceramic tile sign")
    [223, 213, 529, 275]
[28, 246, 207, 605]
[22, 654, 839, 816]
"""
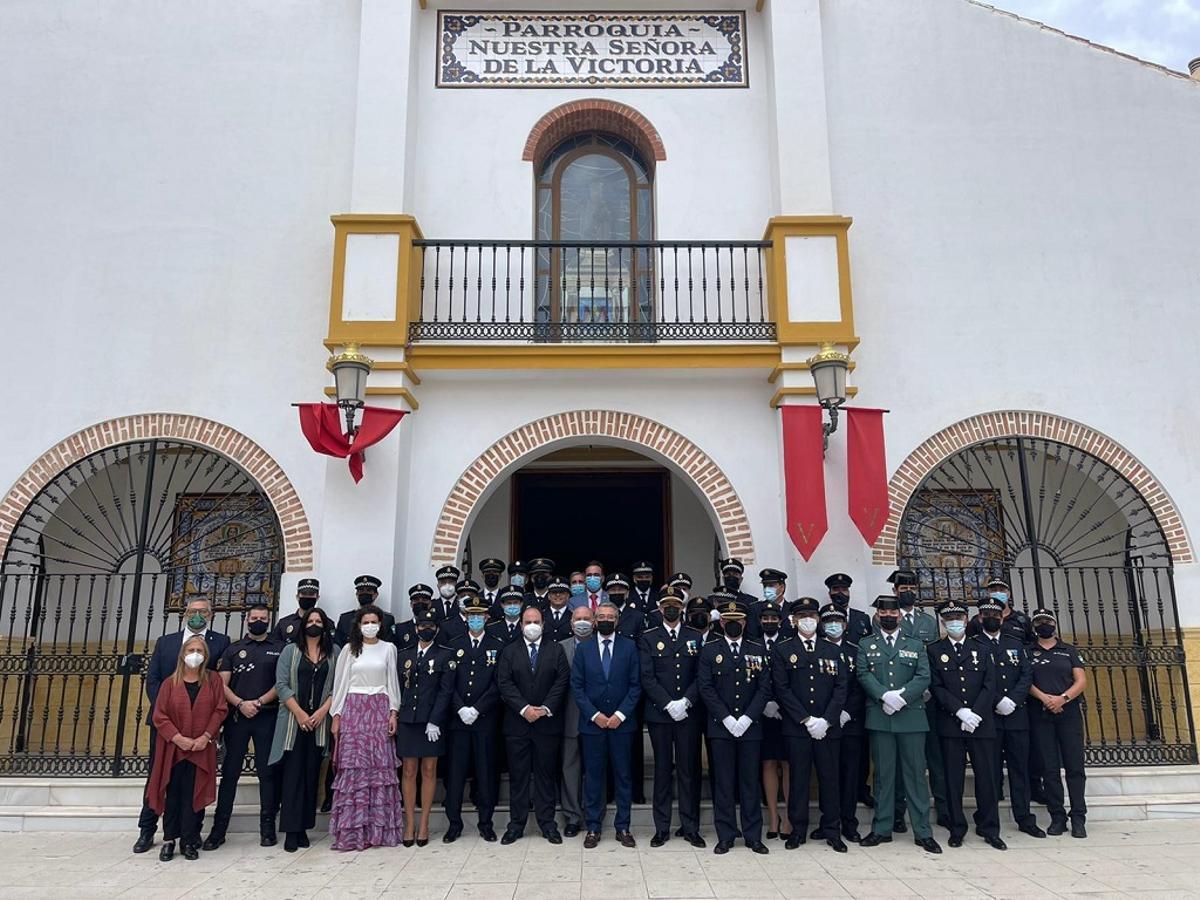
[437, 11, 748, 88]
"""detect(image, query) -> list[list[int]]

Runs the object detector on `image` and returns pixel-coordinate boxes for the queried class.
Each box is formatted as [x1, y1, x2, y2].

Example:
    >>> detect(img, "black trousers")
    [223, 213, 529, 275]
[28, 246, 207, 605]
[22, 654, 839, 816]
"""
[1032, 706, 1087, 824]
[840, 731, 865, 834]
[445, 727, 497, 830]
[941, 734, 1000, 839]
[213, 712, 279, 833]
[323, 735, 336, 803]
[785, 734, 841, 838]
[710, 737, 762, 845]
[163, 760, 202, 847]
[506, 731, 560, 834]
[279, 730, 322, 833]
[647, 718, 701, 835]
[995, 727, 1035, 827]
[631, 699, 647, 802]
[138, 725, 206, 835]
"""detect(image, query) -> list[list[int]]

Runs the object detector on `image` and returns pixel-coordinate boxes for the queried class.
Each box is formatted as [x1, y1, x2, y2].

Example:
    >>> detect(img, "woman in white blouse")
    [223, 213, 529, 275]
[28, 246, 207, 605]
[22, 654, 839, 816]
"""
[327, 605, 405, 850]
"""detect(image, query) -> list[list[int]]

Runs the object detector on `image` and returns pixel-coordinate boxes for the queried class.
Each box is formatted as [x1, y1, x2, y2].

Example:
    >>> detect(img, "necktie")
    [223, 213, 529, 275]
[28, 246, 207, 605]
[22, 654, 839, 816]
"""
[602, 639, 612, 678]
[529, 641, 538, 670]
[669, 628, 677, 643]
[418, 648, 426, 662]
[554, 611, 561, 625]
[590, 593, 598, 612]
[486, 592, 494, 604]
[954, 641, 964, 657]
[886, 634, 895, 649]
[446, 601, 455, 618]
[731, 641, 740, 658]
[472, 638, 479, 651]
[804, 639, 813, 653]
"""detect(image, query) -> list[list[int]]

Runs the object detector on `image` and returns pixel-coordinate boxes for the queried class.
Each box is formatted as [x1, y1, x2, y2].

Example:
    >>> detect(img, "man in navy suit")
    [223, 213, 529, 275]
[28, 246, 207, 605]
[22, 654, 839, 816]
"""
[132, 597, 230, 854]
[572, 601, 641, 849]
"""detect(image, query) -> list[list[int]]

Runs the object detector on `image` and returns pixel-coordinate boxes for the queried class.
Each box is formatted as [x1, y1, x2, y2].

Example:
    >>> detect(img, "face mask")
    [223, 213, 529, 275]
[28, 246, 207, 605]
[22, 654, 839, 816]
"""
[585, 575, 602, 592]
[830, 592, 849, 607]
[511, 574, 526, 589]
[688, 612, 710, 629]
[797, 617, 818, 637]
[360, 622, 380, 639]
[1035, 623, 1056, 639]
[661, 606, 682, 623]
[762, 587, 778, 602]
[247, 620, 269, 636]
[416, 626, 438, 642]
[572, 620, 593, 638]
[982, 616, 1003, 633]
[503, 603, 522, 619]
[609, 593, 626, 607]
[722, 575, 741, 592]
[532, 573, 550, 589]
[824, 621, 845, 640]
[522, 623, 543, 642]
[897, 592, 915, 611]
[439, 583, 456, 599]
[298, 595, 317, 611]
[878, 615, 900, 633]
[990, 591, 1009, 605]
[570, 583, 585, 596]
[187, 612, 207, 631]
[483, 574, 500, 589]
[467, 615, 486, 632]
[634, 578, 652, 590]
[944, 620, 967, 638]
[761, 621, 780, 637]
[304, 623, 324, 637]
[357, 593, 374, 606]
[412, 601, 432, 617]
[184, 651, 205, 669]
[595, 619, 616, 636]
[723, 620, 744, 639]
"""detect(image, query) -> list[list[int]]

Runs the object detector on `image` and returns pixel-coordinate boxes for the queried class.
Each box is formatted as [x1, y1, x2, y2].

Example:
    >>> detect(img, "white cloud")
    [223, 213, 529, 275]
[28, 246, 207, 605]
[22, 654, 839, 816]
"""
[1162, 0, 1200, 23]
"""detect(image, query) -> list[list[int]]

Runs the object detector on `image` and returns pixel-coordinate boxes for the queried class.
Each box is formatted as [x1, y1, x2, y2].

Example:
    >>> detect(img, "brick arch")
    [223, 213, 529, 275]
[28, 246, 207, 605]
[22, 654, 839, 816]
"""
[522, 99, 667, 173]
[871, 410, 1193, 566]
[0, 413, 314, 571]
[431, 410, 752, 566]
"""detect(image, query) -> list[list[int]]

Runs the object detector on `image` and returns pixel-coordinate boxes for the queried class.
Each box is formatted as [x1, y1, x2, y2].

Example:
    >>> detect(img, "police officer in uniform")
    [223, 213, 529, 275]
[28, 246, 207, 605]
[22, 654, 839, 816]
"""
[1027, 607, 1088, 838]
[434, 565, 462, 622]
[858, 596, 942, 854]
[478, 558, 505, 611]
[818, 602, 868, 842]
[638, 586, 705, 848]
[973, 596, 1045, 837]
[524, 558, 556, 610]
[967, 579, 1033, 644]
[205, 602, 283, 849]
[719, 558, 759, 609]
[771, 597, 848, 852]
[272, 578, 328, 643]
[507, 560, 529, 596]
[487, 586, 527, 645]
[439, 579, 477, 644]
[394, 584, 435, 651]
[822, 572, 874, 808]
[927, 600, 1005, 850]
[747, 568, 790, 641]
[630, 561, 659, 614]
[335, 575, 395, 646]
[757, 600, 790, 841]
[697, 598, 771, 855]
[542, 577, 574, 643]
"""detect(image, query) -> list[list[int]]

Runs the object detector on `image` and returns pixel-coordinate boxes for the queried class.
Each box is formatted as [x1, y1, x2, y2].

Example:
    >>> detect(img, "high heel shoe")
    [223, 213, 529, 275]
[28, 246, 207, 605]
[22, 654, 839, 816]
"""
[297, 831, 310, 848]
[402, 838, 415, 848]
[284, 833, 299, 853]
[158, 840, 175, 861]
[416, 836, 429, 847]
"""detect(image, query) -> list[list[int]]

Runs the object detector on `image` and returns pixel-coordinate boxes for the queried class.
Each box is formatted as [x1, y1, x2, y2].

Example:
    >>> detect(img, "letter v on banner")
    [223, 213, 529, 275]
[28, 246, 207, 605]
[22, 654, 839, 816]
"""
[780, 405, 827, 561]
[845, 408, 890, 547]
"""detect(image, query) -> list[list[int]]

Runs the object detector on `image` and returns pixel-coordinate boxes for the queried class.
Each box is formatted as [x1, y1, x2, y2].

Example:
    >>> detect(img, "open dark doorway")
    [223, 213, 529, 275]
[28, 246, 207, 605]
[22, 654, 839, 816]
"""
[511, 469, 671, 578]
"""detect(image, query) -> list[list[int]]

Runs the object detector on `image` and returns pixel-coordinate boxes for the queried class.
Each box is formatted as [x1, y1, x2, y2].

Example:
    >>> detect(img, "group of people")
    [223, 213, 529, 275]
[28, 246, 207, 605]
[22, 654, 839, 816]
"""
[131, 556, 1089, 861]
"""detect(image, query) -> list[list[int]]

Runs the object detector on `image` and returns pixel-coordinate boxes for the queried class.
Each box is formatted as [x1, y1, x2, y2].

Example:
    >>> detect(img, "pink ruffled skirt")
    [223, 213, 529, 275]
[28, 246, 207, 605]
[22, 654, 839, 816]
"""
[329, 692, 404, 850]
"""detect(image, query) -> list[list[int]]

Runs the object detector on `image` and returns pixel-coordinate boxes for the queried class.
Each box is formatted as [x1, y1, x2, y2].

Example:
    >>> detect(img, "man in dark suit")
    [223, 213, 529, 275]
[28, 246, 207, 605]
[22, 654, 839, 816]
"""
[928, 600, 1004, 850]
[559, 606, 593, 837]
[132, 598, 230, 854]
[334, 575, 394, 646]
[542, 577, 574, 643]
[697, 598, 771, 855]
[572, 601, 641, 849]
[606, 573, 647, 803]
[496, 605, 570, 844]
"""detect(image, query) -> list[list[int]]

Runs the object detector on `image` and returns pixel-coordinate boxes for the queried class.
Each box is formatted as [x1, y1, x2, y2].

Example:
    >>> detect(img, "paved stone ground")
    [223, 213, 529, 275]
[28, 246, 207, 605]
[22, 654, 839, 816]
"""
[0, 819, 1198, 899]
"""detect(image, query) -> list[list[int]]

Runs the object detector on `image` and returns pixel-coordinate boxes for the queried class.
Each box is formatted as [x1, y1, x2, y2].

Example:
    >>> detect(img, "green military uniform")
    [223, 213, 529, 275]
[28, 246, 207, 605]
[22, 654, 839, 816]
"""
[857, 614, 934, 841]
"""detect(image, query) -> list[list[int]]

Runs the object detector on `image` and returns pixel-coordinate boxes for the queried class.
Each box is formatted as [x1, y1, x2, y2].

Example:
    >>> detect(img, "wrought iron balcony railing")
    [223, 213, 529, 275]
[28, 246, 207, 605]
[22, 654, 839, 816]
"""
[409, 239, 775, 343]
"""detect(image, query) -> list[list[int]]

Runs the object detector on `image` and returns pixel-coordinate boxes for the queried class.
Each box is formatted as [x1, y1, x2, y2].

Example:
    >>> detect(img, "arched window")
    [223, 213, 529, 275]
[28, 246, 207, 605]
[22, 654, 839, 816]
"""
[534, 133, 655, 332]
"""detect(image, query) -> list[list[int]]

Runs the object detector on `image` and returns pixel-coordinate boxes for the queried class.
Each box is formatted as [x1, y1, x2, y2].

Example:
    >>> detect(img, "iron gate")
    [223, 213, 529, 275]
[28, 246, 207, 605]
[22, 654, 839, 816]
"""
[898, 435, 1196, 766]
[0, 439, 282, 776]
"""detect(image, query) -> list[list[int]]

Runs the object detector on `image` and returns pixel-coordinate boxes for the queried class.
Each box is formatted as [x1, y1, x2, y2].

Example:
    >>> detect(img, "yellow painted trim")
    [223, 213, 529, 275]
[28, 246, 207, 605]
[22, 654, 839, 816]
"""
[326, 214, 424, 348]
[763, 216, 858, 347]
[323, 386, 420, 410]
[767, 359, 857, 384]
[419, 0, 427, 8]
[769, 386, 859, 408]
[405, 343, 781, 370]
[756, 0, 765, 10]
[371, 360, 422, 385]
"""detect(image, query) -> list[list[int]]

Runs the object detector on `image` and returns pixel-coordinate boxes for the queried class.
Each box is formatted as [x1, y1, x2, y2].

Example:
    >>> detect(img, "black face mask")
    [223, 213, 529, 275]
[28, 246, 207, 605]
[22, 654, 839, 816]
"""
[982, 616, 1003, 633]
[878, 615, 900, 633]
[595, 620, 617, 636]
[483, 574, 500, 589]
[722, 575, 741, 592]
[688, 612, 710, 629]
[761, 621, 780, 637]
[297, 595, 317, 611]
[661, 606, 682, 623]
[357, 593, 375, 606]
[1035, 624, 1056, 639]
[897, 592, 915, 611]
[532, 573, 550, 590]
[634, 578, 652, 591]
[609, 593, 627, 607]
[304, 623, 324, 637]
[247, 620, 269, 636]
[830, 592, 849, 607]
[417, 626, 438, 642]
[723, 620, 744, 639]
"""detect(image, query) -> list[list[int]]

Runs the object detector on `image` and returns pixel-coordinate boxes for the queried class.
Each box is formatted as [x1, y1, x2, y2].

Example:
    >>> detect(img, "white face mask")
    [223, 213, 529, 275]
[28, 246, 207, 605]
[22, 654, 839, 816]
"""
[360, 622, 381, 639]
[797, 617, 819, 637]
[184, 651, 205, 669]
[439, 583, 456, 599]
[522, 623, 543, 642]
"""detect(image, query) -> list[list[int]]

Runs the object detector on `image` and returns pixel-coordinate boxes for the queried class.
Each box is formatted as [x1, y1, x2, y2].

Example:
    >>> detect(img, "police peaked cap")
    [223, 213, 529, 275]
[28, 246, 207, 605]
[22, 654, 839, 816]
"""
[507, 560, 528, 575]
[435, 565, 461, 582]
[478, 558, 505, 574]
[758, 600, 783, 619]
[528, 557, 555, 574]
[707, 588, 737, 606]
[986, 579, 1011, 591]
[936, 600, 970, 617]
[759, 568, 788, 583]
[355, 575, 382, 591]
[462, 596, 489, 614]
[718, 598, 749, 619]
[658, 586, 686, 607]
[297, 578, 320, 595]
[977, 597, 1005, 614]
[789, 596, 820, 616]
[668, 572, 693, 589]
[824, 573, 853, 589]
[685, 593, 710, 614]
[631, 560, 654, 575]
[498, 586, 525, 604]
[547, 577, 570, 593]
[887, 569, 919, 586]
[719, 557, 745, 574]
[456, 579, 482, 596]
[1031, 607, 1057, 623]
[414, 609, 438, 625]
[605, 573, 631, 591]
[408, 583, 434, 600]
[819, 602, 847, 621]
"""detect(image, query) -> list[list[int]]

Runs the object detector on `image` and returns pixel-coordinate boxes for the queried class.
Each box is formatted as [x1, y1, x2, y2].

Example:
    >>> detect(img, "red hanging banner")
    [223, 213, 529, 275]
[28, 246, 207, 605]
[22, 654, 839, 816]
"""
[296, 403, 407, 483]
[780, 404, 827, 561]
[846, 407, 890, 547]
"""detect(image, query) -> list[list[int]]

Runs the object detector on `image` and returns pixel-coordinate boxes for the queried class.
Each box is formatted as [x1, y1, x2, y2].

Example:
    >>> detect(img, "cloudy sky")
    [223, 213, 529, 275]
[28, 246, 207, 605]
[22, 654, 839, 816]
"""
[990, 0, 1200, 71]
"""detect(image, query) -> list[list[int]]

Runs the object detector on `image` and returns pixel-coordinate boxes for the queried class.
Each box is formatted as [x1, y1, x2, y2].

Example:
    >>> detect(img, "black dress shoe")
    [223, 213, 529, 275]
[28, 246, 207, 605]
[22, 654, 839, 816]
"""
[616, 831, 637, 848]
[416, 837, 429, 847]
[916, 837, 942, 854]
[480, 826, 498, 842]
[685, 833, 707, 848]
[201, 832, 224, 851]
[784, 834, 805, 850]
[1018, 823, 1047, 838]
[827, 837, 848, 853]
[319, 796, 332, 813]
[747, 840, 770, 855]
[544, 830, 563, 845]
[860, 833, 892, 848]
[260, 831, 277, 847]
[132, 829, 155, 854]
[809, 827, 823, 840]
[297, 831, 310, 848]
[714, 840, 733, 855]
[766, 830, 778, 840]
[584, 832, 601, 849]
[284, 833, 299, 853]
[948, 835, 964, 848]
[563, 823, 580, 838]
[500, 829, 523, 845]
[443, 825, 463, 844]
[1047, 820, 1067, 836]
[893, 818, 908, 834]
[843, 830, 862, 843]
[651, 831, 668, 848]
[182, 844, 199, 861]
[158, 840, 174, 861]
[1071, 822, 1087, 839]
[984, 835, 1008, 850]
[675, 826, 686, 837]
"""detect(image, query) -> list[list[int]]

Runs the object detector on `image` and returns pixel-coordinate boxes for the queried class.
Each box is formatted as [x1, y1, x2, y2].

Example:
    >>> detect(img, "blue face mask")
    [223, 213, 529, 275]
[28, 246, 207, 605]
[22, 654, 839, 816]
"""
[824, 621, 844, 640]
[467, 614, 486, 632]
[570, 583, 585, 597]
[585, 575, 602, 592]
[990, 591, 1009, 605]
[503, 603, 522, 619]
[511, 574, 526, 589]
[763, 586, 778, 602]
[945, 620, 967, 638]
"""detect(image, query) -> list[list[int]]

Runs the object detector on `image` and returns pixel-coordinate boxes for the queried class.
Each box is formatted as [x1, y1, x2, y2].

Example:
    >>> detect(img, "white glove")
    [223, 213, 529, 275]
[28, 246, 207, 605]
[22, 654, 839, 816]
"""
[955, 708, 983, 730]
[995, 696, 1017, 716]
[710, 609, 721, 623]
[839, 710, 852, 727]
[883, 704, 897, 716]
[881, 690, 907, 710]
[665, 699, 689, 721]
[723, 715, 740, 736]
[457, 706, 477, 725]
[763, 701, 781, 720]
[425, 723, 442, 742]
[961, 720, 977, 733]
[922, 689, 932, 703]
[806, 717, 830, 740]
[736, 714, 753, 736]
